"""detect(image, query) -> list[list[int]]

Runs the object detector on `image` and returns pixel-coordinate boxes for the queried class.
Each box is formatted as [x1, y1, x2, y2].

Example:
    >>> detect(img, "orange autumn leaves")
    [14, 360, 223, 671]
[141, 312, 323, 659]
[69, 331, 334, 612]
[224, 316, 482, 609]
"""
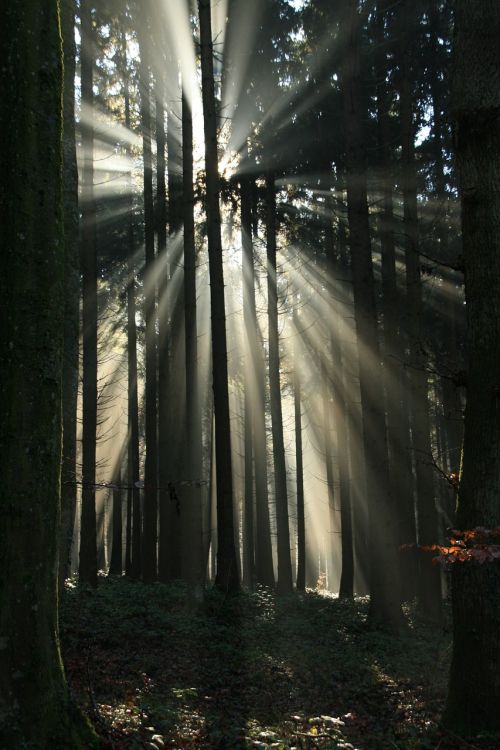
[402, 528, 500, 565]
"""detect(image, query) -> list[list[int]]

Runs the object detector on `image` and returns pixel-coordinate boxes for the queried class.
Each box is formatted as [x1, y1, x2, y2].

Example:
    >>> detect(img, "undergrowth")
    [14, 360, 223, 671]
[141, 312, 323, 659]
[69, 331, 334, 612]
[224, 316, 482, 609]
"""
[59, 578, 486, 750]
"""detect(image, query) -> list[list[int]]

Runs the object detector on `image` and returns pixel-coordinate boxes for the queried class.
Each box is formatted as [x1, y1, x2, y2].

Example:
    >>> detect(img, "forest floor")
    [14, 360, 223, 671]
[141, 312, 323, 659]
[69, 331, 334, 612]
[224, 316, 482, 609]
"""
[61, 578, 494, 750]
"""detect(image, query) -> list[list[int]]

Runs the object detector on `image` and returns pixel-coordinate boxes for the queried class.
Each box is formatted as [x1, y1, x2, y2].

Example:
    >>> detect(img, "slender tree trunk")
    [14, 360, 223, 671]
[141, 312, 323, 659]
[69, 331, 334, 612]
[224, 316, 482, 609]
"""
[321, 354, 336, 591]
[109, 473, 123, 576]
[139, 37, 158, 583]
[159, 68, 184, 581]
[182, 88, 204, 593]
[122, 37, 141, 580]
[156, 69, 171, 584]
[340, 0, 403, 630]
[241, 167, 274, 588]
[266, 173, 293, 594]
[241, 164, 255, 589]
[293, 307, 306, 592]
[198, 0, 239, 593]
[0, 2, 95, 745]
[337, 216, 365, 594]
[79, 0, 98, 588]
[59, 0, 79, 588]
[444, 0, 500, 734]
[326, 213, 354, 598]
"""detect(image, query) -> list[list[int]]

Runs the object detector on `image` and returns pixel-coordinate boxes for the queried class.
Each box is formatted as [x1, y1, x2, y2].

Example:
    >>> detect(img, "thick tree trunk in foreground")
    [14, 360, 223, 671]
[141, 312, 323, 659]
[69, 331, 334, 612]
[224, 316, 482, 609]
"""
[79, 0, 98, 588]
[59, 0, 80, 587]
[444, 0, 500, 734]
[0, 3, 95, 746]
[198, 0, 239, 592]
[266, 173, 293, 594]
[340, 0, 403, 630]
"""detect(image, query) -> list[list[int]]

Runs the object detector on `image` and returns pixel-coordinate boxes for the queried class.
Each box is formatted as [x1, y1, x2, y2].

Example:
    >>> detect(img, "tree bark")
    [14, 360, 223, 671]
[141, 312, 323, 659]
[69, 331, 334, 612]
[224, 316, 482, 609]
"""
[121, 33, 141, 580]
[139, 34, 158, 583]
[293, 307, 306, 592]
[339, 0, 403, 630]
[241, 166, 275, 588]
[182, 88, 204, 593]
[444, 0, 500, 734]
[0, 2, 95, 745]
[266, 173, 293, 594]
[59, 0, 80, 588]
[79, 0, 98, 588]
[198, 0, 239, 593]
[326, 215, 354, 598]
[241, 164, 255, 589]
[109, 475, 123, 576]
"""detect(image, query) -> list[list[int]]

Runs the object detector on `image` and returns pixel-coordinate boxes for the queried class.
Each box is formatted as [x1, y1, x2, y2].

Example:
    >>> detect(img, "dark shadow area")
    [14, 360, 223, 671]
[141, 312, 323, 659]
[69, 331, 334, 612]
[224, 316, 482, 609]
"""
[61, 579, 495, 750]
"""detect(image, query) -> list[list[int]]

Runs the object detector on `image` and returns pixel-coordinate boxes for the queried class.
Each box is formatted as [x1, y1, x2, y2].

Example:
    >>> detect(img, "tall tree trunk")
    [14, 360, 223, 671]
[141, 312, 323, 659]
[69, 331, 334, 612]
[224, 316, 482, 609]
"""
[156, 68, 171, 584]
[109, 471, 123, 576]
[241, 163, 255, 589]
[326, 213, 354, 598]
[374, 0, 417, 601]
[241, 167, 274, 588]
[340, 0, 403, 630]
[398, 0, 441, 621]
[321, 354, 336, 591]
[444, 0, 500, 734]
[59, 0, 80, 588]
[337, 216, 366, 594]
[293, 307, 306, 592]
[159, 67, 184, 581]
[0, 2, 95, 745]
[139, 36, 158, 583]
[122, 34, 141, 580]
[428, 0, 464, 487]
[266, 173, 293, 594]
[182, 88, 204, 593]
[79, 0, 98, 588]
[198, 0, 239, 593]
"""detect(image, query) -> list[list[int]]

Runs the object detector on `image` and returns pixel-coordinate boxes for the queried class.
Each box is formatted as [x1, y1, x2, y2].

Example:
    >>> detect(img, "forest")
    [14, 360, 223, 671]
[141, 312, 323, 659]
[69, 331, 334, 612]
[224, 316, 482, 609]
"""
[0, 0, 499, 748]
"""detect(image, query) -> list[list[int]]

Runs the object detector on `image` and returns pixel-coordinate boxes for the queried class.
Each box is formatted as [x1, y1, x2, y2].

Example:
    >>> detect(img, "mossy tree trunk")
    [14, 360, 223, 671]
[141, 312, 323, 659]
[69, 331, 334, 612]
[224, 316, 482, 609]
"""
[444, 0, 500, 734]
[59, 0, 80, 587]
[0, 1, 95, 746]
